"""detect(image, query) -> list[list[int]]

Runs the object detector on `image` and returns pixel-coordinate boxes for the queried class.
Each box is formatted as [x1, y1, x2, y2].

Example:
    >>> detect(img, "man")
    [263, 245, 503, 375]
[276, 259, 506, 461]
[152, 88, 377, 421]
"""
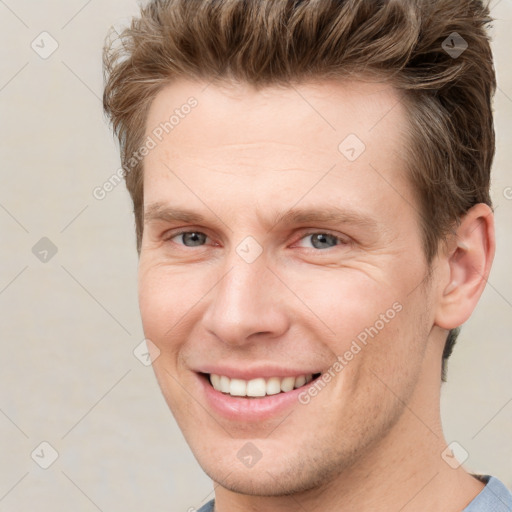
[103, 0, 512, 510]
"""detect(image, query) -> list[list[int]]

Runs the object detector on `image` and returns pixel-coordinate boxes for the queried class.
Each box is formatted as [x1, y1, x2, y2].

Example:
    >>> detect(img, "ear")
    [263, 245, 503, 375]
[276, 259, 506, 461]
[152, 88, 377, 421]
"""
[434, 203, 495, 330]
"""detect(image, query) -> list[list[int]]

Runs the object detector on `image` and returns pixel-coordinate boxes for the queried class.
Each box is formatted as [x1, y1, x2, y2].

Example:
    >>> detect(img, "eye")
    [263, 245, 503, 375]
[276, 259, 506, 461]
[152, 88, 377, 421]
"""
[166, 230, 209, 247]
[296, 232, 348, 250]
[164, 230, 348, 250]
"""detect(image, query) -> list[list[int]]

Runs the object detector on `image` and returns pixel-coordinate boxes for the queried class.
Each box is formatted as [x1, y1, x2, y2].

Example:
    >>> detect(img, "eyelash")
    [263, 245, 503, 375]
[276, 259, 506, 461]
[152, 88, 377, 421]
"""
[163, 229, 350, 250]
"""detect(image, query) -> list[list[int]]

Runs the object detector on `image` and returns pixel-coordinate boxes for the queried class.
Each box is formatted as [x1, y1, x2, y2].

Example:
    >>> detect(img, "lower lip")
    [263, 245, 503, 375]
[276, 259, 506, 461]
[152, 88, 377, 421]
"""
[198, 374, 315, 422]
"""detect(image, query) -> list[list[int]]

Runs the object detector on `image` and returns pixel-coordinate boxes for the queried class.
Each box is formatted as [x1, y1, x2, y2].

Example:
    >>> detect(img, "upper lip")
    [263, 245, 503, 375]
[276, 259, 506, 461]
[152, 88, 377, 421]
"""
[195, 365, 322, 380]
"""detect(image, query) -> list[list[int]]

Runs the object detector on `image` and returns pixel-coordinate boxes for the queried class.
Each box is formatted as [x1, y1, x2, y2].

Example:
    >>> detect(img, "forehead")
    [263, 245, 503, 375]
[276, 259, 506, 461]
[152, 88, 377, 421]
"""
[142, 78, 414, 226]
[145, 78, 407, 154]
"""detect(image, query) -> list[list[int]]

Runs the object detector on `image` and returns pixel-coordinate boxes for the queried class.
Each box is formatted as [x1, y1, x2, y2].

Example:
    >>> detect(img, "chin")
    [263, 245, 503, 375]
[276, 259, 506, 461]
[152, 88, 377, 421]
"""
[202, 466, 320, 497]
[193, 447, 345, 497]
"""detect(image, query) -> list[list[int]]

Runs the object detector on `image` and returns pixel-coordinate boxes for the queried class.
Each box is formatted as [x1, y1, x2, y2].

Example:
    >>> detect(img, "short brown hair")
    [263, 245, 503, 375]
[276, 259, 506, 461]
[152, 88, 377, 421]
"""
[103, 0, 496, 379]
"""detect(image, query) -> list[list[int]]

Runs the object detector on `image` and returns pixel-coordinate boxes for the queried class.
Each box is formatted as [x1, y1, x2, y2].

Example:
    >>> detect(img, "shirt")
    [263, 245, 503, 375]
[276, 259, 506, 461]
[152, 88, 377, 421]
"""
[196, 475, 512, 512]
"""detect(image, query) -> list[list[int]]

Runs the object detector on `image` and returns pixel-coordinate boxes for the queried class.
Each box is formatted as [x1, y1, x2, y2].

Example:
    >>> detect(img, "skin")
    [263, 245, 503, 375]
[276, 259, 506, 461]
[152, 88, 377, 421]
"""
[137, 78, 495, 512]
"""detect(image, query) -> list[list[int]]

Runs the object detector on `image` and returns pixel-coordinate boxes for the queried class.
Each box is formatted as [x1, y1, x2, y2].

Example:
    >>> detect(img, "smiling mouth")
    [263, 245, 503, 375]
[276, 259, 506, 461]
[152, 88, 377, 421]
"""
[202, 372, 322, 398]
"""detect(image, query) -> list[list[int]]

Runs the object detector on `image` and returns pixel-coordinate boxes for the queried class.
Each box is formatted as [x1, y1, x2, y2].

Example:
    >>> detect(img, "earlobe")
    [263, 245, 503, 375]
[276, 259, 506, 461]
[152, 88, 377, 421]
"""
[434, 203, 495, 330]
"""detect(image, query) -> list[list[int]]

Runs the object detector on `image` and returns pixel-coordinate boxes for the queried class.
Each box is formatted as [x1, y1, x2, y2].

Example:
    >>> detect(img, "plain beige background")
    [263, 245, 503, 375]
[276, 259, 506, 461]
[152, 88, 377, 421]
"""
[0, 1, 511, 510]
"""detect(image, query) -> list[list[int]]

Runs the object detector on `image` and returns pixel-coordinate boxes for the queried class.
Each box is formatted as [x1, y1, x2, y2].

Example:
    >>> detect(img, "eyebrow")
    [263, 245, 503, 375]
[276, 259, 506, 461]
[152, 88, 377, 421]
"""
[268, 207, 379, 233]
[144, 203, 206, 225]
[143, 202, 379, 233]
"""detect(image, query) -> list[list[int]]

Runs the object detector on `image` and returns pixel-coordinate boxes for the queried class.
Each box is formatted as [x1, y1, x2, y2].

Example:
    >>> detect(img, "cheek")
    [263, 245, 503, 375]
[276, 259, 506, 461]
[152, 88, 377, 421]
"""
[283, 266, 406, 347]
[350, 288, 431, 401]
[137, 266, 196, 412]
[299, 268, 428, 396]
[138, 261, 204, 323]
[138, 263, 191, 349]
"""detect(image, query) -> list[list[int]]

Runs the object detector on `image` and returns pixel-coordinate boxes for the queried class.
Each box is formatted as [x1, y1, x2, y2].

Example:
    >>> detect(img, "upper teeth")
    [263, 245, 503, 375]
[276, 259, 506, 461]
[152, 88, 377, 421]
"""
[209, 374, 314, 397]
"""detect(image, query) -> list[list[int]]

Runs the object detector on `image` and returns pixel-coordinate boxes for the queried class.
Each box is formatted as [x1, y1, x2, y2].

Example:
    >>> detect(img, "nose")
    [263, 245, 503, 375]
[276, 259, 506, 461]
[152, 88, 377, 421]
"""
[201, 252, 290, 347]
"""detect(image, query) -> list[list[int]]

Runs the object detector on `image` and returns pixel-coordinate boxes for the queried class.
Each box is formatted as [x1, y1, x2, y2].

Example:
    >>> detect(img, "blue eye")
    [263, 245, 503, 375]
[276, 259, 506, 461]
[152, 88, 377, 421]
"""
[166, 230, 346, 250]
[297, 233, 344, 250]
[170, 231, 208, 247]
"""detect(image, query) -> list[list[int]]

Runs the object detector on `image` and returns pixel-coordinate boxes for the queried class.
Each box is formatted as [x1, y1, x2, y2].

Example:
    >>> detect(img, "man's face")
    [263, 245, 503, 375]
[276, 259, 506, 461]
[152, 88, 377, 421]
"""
[138, 78, 440, 495]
